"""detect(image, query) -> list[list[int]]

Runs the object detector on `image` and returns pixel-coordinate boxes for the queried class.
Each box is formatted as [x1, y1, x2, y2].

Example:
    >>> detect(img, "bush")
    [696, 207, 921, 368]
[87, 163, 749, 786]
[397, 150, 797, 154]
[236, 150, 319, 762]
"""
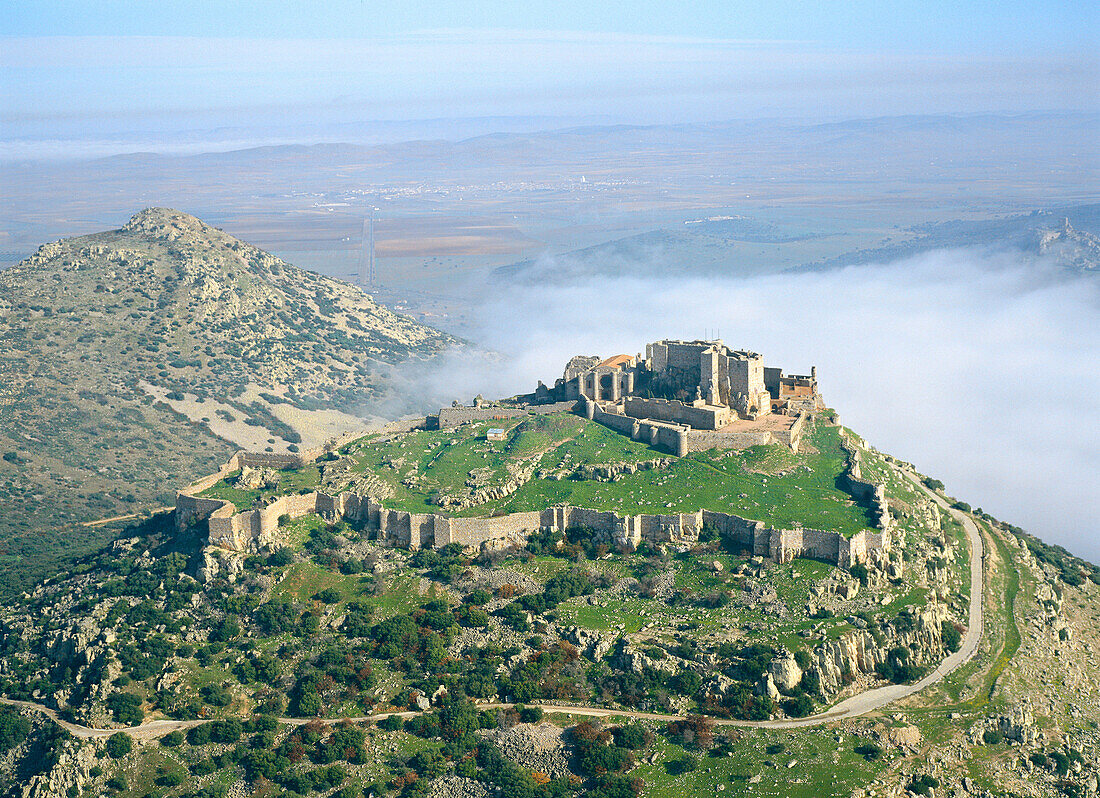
[518, 705, 544, 724]
[157, 772, 185, 787]
[0, 710, 31, 753]
[105, 732, 132, 758]
[106, 775, 128, 791]
[783, 694, 814, 718]
[187, 723, 212, 745]
[106, 692, 144, 725]
[612, 725, 649, 750]
[849, 563, 869, 585]
[941, 620, 962, 652]
[983, 728, 1004, 745]
[909, 774, 940, 796]
[666, 756, 697, 775]
[854, 742, 882, 761]
[161, 730, 184, 747]
[379, 714, 404, 732]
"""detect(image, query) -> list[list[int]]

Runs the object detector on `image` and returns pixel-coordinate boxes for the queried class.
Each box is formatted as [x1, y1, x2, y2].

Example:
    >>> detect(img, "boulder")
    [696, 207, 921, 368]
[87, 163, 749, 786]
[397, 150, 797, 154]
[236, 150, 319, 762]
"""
[768, 653, 803, 693]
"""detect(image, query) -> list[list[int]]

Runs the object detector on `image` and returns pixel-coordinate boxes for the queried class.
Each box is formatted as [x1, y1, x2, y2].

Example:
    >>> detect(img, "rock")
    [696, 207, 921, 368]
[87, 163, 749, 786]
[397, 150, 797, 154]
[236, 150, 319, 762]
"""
[427, 775, 490, 798]
[835, 581, 859, 600]
[757, 672, 781, 701]
[415, 692, 431, 711]
[884, 725, 923, 750]
[996, 704, 1037, 745]
[481, 723, 572, 777]
[769, 653, 804, 693]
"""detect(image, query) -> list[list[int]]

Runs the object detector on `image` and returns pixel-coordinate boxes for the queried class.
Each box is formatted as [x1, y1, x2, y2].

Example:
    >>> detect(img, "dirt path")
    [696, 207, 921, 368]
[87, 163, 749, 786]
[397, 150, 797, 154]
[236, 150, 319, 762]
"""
[80, 508, 174, 528]
[3, 465, 984, 737]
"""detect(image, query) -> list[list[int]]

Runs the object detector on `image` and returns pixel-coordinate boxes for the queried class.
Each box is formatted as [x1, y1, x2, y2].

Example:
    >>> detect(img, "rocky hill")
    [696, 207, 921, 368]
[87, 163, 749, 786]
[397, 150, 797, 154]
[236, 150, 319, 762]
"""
[0, 209, 457, 594]
[0, 411, 1097, 797]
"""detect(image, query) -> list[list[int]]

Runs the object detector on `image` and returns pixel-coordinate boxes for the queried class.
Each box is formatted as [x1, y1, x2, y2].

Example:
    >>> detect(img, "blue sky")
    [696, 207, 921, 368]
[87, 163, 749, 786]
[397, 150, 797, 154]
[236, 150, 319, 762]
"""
[6, 0, 1096, 51]
[2, 1, 1097, 151]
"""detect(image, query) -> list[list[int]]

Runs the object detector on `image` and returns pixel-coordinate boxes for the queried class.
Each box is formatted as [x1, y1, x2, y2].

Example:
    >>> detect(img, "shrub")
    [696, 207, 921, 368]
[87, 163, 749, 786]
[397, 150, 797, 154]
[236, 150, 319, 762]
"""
[105, 732, 132, 758]
[379, 714, 404, 732]
[666, 756, 697, 775]
[854, 742, 882, 761]
[157, 772, 184, 787]
[160, 730, 184, 747]
[106, 693, 144, 725]
[983, 728, 1004, 745]
[0, 710, 31, 753]
[187, 723, 212, 745]
[909, 774, 940, 796]
[941, 620, 962, 652]
[518, 705, 544, 724]
[783, 694, 814, 718]
[612, 725, 649, 750]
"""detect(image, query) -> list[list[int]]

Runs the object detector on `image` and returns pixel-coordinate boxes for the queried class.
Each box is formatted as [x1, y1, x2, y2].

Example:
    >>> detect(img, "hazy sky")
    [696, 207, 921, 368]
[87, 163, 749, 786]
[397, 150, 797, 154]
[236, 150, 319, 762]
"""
[3, 1, 1097, 145]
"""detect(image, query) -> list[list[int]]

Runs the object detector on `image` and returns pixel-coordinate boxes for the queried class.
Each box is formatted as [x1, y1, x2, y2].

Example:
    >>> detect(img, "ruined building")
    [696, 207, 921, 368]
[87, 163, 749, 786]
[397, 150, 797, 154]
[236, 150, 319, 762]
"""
[534, 339, 823, 444]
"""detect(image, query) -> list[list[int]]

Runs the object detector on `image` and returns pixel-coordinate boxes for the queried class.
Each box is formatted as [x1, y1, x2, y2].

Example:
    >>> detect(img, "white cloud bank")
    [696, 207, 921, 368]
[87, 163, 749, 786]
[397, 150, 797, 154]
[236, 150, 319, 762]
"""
[396, 248, 1100, 562]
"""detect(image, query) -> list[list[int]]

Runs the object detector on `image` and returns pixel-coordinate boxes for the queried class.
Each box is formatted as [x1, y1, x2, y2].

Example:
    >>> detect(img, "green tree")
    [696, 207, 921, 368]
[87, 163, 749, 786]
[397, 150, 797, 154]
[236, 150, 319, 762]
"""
[105, 732, 132, 758]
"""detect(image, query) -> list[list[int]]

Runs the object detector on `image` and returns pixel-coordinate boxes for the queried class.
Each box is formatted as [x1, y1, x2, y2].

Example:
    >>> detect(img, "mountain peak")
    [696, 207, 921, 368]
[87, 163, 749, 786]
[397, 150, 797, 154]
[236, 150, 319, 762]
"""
[122, 207, 213, 241]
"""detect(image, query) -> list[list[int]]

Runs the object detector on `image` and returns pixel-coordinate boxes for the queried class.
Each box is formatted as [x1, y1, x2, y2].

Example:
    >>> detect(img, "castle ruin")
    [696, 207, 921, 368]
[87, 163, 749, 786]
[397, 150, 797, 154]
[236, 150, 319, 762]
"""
[533, 339, 823, 455]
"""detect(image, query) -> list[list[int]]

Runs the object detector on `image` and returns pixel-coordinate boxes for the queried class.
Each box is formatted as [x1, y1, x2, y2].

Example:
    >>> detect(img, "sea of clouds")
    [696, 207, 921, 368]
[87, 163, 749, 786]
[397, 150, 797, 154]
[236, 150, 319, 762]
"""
[385, 248, 1099, 562]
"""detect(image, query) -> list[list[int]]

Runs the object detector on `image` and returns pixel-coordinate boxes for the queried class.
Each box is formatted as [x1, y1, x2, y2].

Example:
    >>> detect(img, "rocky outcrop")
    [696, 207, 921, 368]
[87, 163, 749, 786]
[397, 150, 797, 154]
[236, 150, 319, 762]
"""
[481, 723, 573, 778]
[236, 465, 280, 490]
[573, 457, 675, 482]
[768, 652, 804, 693]
[19, 737, 95, 798]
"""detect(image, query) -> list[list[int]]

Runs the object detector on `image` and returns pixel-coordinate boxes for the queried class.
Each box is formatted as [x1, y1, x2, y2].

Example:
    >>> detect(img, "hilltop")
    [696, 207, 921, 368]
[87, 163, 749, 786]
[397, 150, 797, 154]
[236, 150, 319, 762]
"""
[1, 399, 1097, 797]
[0, 209, 457, 593]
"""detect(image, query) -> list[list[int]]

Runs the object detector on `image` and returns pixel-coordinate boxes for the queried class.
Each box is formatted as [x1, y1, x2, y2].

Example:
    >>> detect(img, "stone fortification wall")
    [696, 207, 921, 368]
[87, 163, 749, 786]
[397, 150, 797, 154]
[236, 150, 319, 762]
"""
[237, 452, 304, 470]
[436, 406, 528, 429]
[373, 417, 428, 436]
[772, 412, 808, 451]
[622, 396, 732, 431]
[683, 430, 772, 452]
[838, 432, 893, 532]
[176, 414, 891, 573]
[588, 401, 689, 457]
[179, 482, 884, 568]
[434, 401, 579, 430]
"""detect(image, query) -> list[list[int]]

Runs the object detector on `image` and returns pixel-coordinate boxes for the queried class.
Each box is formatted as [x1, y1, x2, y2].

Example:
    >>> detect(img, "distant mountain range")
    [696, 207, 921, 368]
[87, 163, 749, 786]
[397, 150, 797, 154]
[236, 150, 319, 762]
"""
[494, 204, 1100, 285]
[802, 204, 1100, 273]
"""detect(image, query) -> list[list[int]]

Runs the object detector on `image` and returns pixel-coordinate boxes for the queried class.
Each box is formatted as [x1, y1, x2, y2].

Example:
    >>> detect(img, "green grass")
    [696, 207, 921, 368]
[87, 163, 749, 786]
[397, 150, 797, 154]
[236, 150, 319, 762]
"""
[634, 727, 887, 798]
[270, 561, 368, 605]
[197, 464, 322, 511]
[198, 415, 878, 539]
[486, 420, 874, 536]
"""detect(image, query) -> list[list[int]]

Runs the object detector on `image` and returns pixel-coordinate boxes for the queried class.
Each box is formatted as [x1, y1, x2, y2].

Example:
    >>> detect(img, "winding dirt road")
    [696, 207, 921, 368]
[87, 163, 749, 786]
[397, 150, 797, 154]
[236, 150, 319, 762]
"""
[2, 467, 984, 738]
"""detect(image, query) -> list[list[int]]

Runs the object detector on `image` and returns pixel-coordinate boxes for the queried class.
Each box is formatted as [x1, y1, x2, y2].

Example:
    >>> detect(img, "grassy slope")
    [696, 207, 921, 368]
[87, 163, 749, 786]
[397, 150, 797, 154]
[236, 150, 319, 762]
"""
[207, 414, 877, 537]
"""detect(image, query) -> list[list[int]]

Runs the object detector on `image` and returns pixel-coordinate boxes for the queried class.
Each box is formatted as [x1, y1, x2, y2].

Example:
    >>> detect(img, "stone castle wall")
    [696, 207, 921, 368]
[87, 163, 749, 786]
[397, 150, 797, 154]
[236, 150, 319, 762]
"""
[434, 401, 579, 430]
[683, 430, 772, 452]
[622, 396, 732, 431]
[175, 405, 889, 573]
[838, 433, 893, 532]
[178, 481, 886, 569]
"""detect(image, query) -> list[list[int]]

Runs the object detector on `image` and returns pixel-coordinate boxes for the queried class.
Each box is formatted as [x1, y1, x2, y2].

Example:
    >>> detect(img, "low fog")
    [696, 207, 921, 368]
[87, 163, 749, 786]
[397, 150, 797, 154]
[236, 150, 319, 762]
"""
[388, 248, 1099, 563]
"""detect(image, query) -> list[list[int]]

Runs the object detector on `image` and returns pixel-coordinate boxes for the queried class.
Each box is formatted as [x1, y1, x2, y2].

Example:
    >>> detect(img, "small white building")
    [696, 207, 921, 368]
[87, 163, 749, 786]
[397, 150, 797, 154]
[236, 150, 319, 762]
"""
[486, 428, 506, 442]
